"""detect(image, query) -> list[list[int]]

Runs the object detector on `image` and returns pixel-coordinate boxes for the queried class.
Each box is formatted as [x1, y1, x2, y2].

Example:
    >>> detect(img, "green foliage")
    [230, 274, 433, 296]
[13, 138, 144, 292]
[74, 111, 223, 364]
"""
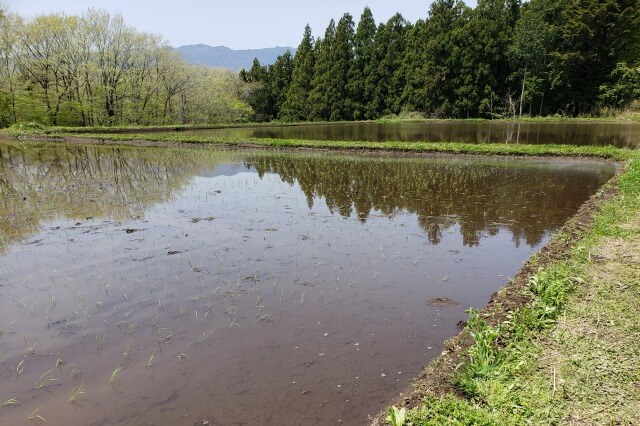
[414, 0, 469, 117]
[452, 0, 520, 118]
[406, 397, 496, 425]
[599, 62, 640, 108]
[372, 14, 409, 116]
[456, 310, 501, 397]
[0, 8, 252, 128]
[248, 1, 640, 122]
[549, 0, 640, 114]
[348, 7, 377, 120]
[280, 25, 315, 121]
[328, 13, 356, 121]
[386, 406, 407, 426]
[508, 0, 552, 117]
[457, 266, 576, 399]
[308, 20, 336, 121]
[6, 121, 46, 136]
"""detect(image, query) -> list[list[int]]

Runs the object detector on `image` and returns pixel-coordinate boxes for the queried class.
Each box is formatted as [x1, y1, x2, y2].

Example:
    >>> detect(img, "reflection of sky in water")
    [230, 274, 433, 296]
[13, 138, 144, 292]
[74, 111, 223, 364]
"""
[0, 143, 616, 425]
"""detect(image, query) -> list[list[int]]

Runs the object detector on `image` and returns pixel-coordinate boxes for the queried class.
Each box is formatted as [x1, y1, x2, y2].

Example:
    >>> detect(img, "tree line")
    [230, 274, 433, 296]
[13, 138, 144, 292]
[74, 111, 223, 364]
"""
[0, 6, 252, 128]
[242, 0, 640, 122]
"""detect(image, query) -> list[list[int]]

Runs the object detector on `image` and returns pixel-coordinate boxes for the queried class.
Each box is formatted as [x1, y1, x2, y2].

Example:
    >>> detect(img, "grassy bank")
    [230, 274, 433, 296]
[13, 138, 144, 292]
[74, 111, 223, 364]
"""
[382, 154, 640, 425]
[18, 131, 633, 161]
[377, 112, 640, 124]
[3, 112, 639, 136]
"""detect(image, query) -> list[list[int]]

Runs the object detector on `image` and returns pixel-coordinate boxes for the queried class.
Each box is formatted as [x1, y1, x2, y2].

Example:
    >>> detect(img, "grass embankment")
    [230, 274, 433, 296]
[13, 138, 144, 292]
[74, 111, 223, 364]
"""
[43, 121, 312, 134]
[5, 111, 639, 136]
[28, 131, 634, 161]
[383, 154, 640, 425]
[377, 113, 640, 124]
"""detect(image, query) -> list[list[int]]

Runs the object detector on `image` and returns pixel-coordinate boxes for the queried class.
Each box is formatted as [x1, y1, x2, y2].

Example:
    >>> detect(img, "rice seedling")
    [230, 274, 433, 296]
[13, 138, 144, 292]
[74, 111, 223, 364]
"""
[437, 275, 450, 285]
[26, 405, 46, 423]
[150, 313, 160, 329]
[110, 365, 123, 388]
[255, 296, 264, 309]
[95, 332, 106, 353]
[15, 360, 25, 381]
[159, 332, 173, 344]
[146, 348, 156, 367]
[228, 318, 239, 329]
[68, 382, 86, 408]
[2, 397, 21, 407]
[178, 305, 187, 319]
[55, 353, 64, 371]
[200, 328, 215, 343]
[123, 341, 133, 365]
[14, 296, 28, 311]
[254, 313, 270, 322]
[126, 322, 140, 337]
[35, 369, 59, 390]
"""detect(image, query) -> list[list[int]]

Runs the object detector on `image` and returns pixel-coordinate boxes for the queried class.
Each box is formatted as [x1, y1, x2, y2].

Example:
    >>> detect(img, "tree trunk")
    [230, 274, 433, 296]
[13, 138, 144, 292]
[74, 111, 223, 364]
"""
[519, 65, 527, 119]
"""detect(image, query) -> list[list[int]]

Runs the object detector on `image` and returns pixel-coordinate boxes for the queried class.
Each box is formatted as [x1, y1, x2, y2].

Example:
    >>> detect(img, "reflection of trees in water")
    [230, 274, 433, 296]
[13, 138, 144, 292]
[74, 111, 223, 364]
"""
[249, 154, 614, 247]
[246, 122, 640, 148]
[0, 143, 233, 252]
[0, 143, 616, 253]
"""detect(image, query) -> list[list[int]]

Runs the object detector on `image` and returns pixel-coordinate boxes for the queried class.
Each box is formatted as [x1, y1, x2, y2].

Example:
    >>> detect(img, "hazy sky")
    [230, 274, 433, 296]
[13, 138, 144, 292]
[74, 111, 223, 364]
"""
[4, 0, 476, 50]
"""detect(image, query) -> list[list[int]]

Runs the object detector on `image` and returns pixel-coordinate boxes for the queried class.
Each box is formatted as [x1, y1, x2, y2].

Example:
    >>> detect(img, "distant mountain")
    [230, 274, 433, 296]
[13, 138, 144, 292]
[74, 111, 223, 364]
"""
[177, 44, 296, 71]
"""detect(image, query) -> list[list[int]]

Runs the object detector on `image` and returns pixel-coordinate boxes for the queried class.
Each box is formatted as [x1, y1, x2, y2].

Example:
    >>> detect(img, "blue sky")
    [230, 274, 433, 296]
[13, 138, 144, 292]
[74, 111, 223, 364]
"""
[4, 0, 476, 49]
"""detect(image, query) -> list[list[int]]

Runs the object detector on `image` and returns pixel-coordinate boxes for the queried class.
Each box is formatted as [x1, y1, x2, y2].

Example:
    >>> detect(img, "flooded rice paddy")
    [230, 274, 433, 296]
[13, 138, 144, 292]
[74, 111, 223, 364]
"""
[0, 141, 616, 425]
[163, 121, 640, 148]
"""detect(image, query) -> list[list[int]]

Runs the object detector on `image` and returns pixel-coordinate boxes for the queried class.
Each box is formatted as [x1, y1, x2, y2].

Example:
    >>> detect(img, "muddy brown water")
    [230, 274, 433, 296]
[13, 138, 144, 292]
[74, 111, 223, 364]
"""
[0, 141, 616, 425]
[157, 121, 640, 148]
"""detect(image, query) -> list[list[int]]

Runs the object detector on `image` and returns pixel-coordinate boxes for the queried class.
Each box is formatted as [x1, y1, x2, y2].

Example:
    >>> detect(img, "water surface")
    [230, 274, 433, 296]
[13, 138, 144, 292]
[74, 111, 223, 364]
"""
[166, 121, 640, 148]
[0, 141, 616, 424]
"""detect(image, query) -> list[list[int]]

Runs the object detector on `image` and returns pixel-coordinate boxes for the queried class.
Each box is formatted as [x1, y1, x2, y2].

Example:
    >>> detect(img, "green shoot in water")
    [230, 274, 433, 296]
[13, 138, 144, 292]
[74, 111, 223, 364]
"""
[2, 397, 21, 408]
[15, 360, 25, 381]
[147, 348, 156, 368]
[69, 382, 86, 408]
[55, 353, 63, 371]
[35, 369, 59, 390]
[110, 365, 123, 388]
[26, 405, 46, 423]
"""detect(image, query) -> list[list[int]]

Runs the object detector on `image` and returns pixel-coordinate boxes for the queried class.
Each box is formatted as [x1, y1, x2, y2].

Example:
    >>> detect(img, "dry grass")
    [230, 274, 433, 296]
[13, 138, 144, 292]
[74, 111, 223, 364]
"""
[534, 217, 640, 424]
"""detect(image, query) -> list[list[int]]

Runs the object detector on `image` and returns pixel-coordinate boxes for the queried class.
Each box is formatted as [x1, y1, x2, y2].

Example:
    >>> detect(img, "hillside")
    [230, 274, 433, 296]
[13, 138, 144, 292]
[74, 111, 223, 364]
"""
[177, 44, 296, 71]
